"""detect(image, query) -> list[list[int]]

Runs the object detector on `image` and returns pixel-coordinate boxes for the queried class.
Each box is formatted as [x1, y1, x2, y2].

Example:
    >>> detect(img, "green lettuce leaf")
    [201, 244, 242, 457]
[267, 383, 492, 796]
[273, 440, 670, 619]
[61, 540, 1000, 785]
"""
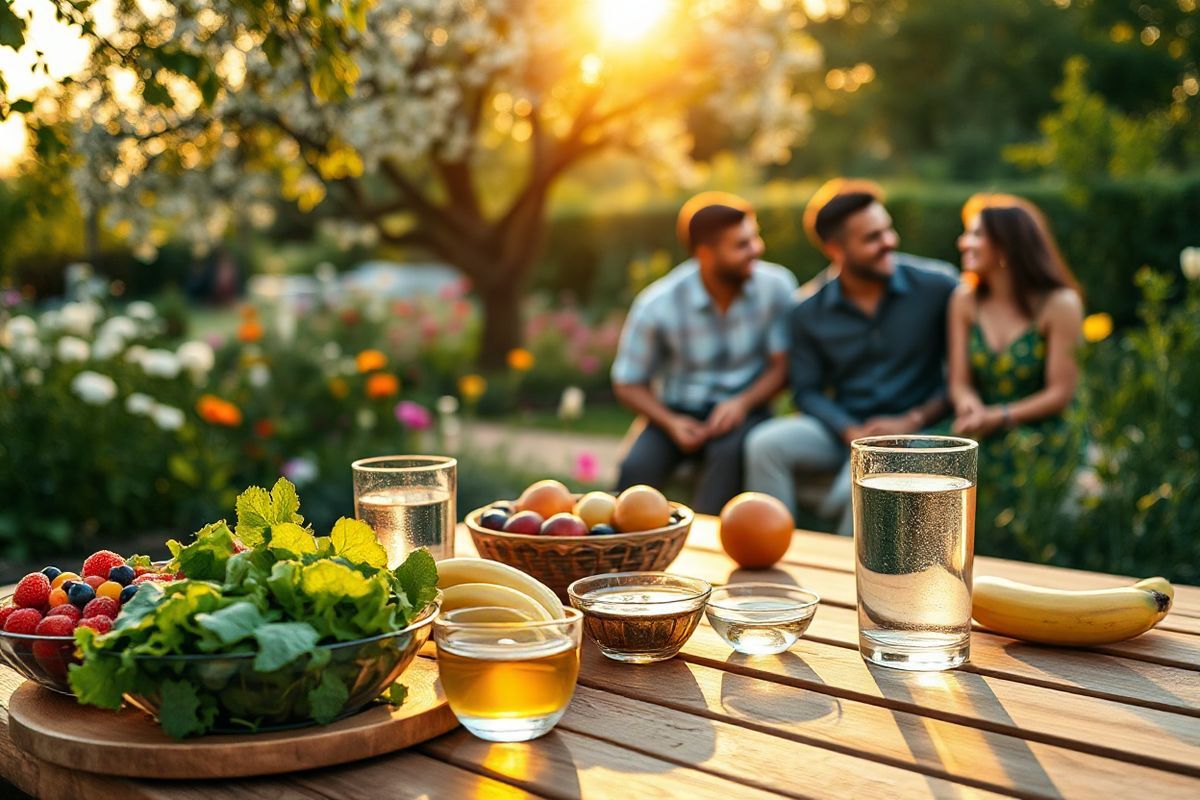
[308, 669, 350, 724]
[159, 679, 212, 739]
[268, 522, 318, 560]
[236, 478, 304, 546]
[387, 682, 408, 706]
[329, 517, 388, 568]
[196, 601, 266, 647]
[394, 549, 439, 616]
[169, 521, 237, 581]
[253, 621, 320, 672]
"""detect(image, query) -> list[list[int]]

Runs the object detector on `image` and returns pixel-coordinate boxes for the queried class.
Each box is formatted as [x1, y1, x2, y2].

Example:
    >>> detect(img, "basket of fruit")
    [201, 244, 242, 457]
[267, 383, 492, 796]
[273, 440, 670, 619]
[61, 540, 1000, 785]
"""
[465, 480, 693, 598]
[0, 552, 175, 694]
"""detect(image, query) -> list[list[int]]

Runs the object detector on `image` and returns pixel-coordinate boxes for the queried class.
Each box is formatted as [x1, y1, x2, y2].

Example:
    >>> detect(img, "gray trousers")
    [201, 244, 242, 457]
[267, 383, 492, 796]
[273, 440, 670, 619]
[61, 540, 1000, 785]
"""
[616, 408, 769, 516]
[744, 415, 853, 535]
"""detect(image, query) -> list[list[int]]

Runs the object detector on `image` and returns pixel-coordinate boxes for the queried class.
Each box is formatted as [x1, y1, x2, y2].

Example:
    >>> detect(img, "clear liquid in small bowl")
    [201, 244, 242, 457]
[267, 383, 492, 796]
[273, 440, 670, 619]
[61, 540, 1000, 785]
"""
[706, 595, 817, 655]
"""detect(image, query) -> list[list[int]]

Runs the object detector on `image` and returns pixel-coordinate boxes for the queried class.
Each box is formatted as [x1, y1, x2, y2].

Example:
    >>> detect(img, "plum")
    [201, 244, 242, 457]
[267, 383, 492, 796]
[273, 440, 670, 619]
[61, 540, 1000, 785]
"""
[502, 510, 545, 535]
[541, 513, 589, 537]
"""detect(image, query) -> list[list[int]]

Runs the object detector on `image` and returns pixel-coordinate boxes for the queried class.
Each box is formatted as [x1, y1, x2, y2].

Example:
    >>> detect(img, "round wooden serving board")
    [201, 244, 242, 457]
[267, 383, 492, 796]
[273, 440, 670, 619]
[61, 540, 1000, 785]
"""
[7, 656, 457, 779]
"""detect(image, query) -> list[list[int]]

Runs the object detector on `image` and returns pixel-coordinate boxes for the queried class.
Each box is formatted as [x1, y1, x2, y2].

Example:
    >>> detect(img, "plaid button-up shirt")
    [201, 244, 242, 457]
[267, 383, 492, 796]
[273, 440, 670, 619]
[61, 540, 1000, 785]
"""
[611, 259, 798, 413]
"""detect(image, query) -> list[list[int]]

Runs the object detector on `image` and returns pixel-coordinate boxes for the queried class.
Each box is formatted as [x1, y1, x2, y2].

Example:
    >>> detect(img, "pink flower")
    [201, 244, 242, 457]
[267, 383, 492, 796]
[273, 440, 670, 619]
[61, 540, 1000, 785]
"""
[395, 400, 433, 430]
[205, 333, 224, 349]
[579, 354, 600, 375]
[573, 451, 599, 483]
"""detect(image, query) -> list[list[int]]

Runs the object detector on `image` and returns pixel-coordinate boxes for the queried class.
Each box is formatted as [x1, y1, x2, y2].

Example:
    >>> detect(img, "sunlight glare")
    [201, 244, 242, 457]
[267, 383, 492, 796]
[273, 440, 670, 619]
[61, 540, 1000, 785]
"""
[597, 0, 670, 44]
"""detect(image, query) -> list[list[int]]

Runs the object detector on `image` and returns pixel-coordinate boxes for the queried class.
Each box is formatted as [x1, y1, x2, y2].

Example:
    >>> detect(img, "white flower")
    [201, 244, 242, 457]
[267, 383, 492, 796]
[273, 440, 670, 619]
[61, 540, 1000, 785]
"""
[13, 336, 41, 362]
[92, 335, 125, 361]
[282, 456, 319, 486]
[126, 301, 157, 321]
[1182, 247, 1200, 282]
[126, 392, 156, 416]
[22, 367, 42, 386]
[177, 340, 215, 377]
[4, 315, 37, 341]
[151, 404, 185, 431]
[39, 309, 61, 330]
[322, 342, 341, 361]
[558, 386, 585, 420]
[99, 315, 138, 343]
[60, 301, 101, 336]
[248, 363, 271, 387]
[125, 344, 148, 365]
[56, 336, 91, 363]
[71, 370, 117, 405]
[141, 348, 181, 378]
[436, 395, 459, 416]
[357, 408, 376, 430]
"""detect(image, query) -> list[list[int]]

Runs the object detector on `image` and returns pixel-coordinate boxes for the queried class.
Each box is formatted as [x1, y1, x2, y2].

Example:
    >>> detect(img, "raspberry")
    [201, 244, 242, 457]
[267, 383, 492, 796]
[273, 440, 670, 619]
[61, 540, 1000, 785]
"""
[13, 573, 51, 609]
[81, 550, 126, 580]
[83, 597, 119, 619]
[132, 573, 175, 585]
[3, 608, 43, 634]
[77, 615, 113, 635]
[47, 604, 82, 623]
[35, 615, 76, 637]
[0, 606, 16, 627]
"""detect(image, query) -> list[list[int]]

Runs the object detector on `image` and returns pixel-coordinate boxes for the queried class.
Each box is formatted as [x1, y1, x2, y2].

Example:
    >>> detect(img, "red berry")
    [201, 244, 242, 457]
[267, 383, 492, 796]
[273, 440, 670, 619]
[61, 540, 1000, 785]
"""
[47, 604, 82, 623]
[83, 597, 119, 619]
[3, 608, 43, 634]
[13, 573, 51, 609]
[81, 550, 126, 580]
[0, 606, 16, 627]
[83, 575, 106, 590]
[77, 615, 113, 635]
[132, 573, 175, 585]
[134, 565, 156, 576]
[34, 615, 76, 637]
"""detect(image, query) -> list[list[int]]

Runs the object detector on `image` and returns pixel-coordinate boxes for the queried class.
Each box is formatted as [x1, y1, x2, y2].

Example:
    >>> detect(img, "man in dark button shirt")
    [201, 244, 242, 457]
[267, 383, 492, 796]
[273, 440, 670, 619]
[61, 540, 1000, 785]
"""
[745, 179, 958, 534]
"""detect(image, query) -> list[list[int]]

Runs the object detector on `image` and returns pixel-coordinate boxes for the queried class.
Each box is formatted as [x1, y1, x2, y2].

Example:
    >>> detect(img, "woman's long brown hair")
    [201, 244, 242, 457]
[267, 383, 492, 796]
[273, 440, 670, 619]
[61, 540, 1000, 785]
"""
[962, 194, 1082, 318]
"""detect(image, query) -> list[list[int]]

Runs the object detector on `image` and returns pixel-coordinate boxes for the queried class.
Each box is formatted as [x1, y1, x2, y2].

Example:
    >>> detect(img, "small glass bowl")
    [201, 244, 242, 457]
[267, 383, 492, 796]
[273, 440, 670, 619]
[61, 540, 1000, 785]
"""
[0, 593, 78, 695]
[705, 583, 820, 655]
[567, 572, 711, 663]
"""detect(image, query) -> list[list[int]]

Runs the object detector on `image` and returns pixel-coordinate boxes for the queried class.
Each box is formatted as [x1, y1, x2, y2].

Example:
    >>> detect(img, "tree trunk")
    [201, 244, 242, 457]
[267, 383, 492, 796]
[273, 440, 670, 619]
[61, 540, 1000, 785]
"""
[477, 276, 526, 370]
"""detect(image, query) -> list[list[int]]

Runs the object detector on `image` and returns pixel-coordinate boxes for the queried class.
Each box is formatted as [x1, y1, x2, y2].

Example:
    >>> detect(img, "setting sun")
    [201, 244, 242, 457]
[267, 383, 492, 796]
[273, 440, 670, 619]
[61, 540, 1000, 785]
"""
[596, 0, 670, 43]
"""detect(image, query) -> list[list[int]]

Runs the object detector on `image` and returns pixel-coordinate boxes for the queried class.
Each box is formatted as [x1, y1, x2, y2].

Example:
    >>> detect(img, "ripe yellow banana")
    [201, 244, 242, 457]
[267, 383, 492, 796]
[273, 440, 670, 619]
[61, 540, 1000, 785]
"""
[972, 575, 1173, 646]
[441, 583, 552, 621]
[436, 557, 565, 619]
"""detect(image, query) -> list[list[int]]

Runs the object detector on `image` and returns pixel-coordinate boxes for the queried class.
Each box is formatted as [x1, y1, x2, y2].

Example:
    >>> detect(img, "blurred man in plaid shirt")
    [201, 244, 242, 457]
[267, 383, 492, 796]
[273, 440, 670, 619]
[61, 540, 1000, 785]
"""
[611, 193, 798, 514]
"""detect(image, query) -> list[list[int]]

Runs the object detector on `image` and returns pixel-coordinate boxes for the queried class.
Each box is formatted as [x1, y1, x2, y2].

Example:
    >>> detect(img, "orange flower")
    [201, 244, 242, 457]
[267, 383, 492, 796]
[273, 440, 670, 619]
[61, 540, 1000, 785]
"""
[329, 377, 349, 398]
[458, 373, 487, 403]
[237, 319, 264, 343]
[507, 347, 534, 372]
[366, 373, 400, 398]
[196, 394, 243, 427]
[356, 349, 387, 373]
[254, 419, 275, 438]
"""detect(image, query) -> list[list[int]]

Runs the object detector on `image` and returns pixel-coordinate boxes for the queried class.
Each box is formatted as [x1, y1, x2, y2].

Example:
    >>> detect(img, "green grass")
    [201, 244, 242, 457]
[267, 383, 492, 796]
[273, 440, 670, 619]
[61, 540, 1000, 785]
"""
[501, 404, 635, 437]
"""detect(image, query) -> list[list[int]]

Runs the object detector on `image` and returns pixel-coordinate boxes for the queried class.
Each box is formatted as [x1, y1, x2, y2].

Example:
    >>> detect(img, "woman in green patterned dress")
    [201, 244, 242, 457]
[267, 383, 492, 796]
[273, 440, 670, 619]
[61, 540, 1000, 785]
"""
[945, 195, 1085, 543]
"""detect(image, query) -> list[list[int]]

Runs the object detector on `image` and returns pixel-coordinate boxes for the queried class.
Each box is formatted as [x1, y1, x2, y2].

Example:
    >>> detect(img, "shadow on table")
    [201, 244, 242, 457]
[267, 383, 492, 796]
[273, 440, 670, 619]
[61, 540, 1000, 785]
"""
[867, 664, 1060, 799]
[720, 651, 841, 725]
[725, 566, 800, 586]
[425, 727, 585, 799]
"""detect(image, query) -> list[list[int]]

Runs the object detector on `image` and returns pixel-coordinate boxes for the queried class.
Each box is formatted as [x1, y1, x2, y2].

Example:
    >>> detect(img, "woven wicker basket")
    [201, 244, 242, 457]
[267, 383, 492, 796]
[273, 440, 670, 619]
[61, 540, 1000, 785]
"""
[464, 501, 693, 599]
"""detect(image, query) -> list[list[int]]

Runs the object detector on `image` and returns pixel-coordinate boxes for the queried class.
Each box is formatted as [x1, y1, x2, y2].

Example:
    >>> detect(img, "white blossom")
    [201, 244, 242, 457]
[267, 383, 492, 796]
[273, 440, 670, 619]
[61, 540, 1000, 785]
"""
[92, 335, 125, 361]
[60, 302, 102, 337]
[322, 342, 341, 361]
[1182, 247, 1200, 282]
[125, 344, 149, 365]
[71, 370, 118, 405]
[357, 408, 376, 430]
[177, 340, 216, 378]
[126, 392, 156, 415]
[4, 315, 37, 342]
[282, 456, 319, 486]
[125, 301, 158, 321]
[13, 338, 42, 363]
[141, 348, 181, 378]
[558, 386, 585, 420]
[248, 363, 271, 387]
[56, 336, 91, 363]
[22, 366, 43, 385]
[99, 315, 138, 343]
[436, 395, 459, 416]
[151, 404, 186, 431]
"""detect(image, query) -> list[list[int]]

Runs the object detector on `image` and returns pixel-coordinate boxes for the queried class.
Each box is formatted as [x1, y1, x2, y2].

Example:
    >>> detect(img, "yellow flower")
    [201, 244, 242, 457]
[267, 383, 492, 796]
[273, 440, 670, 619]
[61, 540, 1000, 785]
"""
[365, 373, 400, 398]
[458, 373, 487, 402]
[1082, 313, 1113, 343]
[329, 377, 349, 399]
[356, 349, 387, 373]
[507, 347, 534, 372]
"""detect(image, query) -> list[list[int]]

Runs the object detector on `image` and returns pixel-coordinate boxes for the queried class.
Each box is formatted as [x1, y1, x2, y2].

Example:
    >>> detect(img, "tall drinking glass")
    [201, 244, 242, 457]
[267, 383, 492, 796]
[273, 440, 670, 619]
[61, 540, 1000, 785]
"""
[851, 436, 978, 671]
[352, 456, 457, 566]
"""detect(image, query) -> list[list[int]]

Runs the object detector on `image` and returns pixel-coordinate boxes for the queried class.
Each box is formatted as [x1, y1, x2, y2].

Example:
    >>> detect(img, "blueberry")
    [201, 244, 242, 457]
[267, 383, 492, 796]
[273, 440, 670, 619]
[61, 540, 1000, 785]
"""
[41, 566, 63, 580]
[479, 510, 510, 531]
[67, 582, 96, 608]
[589, 524, 616, 536]
[108, 565, 136, 586]
[119, 584, 139, 605]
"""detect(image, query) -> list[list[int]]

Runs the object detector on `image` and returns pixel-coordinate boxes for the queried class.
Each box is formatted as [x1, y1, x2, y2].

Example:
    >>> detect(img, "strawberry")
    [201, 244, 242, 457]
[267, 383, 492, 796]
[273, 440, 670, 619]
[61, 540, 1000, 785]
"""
[132, 573, 175, 585]
[47, 604, 82, 623]
[82, 550, 125, 580]
[0, 606, 16, 628]
[13, 573, 51, 609]
[83, 597, 119, 620]
[77, 615, 113, 635]
[3, 608, 43, 634]
[34, 614, 76, 637]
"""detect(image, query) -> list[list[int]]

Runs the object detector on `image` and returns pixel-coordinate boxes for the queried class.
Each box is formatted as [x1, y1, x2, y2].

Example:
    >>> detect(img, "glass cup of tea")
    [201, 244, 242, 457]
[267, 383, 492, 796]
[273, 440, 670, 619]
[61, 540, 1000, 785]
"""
[352, 456, 457, 566]
[433, 606, 583, 742]
[851, 435, 978, 671]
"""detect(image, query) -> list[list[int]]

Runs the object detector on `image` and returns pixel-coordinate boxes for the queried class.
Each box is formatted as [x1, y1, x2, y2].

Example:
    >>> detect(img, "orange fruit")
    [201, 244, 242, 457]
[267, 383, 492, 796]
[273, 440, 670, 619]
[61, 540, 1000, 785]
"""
[718, 492, 794, 568]
[515, 479, 575, 519]
[574, 491, 617, 528]
[612, 485, 671, 532]
[51, 572, 80, 590]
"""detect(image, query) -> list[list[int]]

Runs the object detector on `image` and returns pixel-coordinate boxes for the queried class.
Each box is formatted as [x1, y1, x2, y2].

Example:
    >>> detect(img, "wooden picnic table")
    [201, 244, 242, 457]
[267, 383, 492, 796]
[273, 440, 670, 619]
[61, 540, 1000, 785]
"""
[2, 516, 1198, 799]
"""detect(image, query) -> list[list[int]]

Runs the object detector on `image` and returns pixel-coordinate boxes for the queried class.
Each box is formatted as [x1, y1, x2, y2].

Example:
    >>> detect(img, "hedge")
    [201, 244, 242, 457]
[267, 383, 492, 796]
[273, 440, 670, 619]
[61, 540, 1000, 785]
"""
[535, 173, 1200, 322]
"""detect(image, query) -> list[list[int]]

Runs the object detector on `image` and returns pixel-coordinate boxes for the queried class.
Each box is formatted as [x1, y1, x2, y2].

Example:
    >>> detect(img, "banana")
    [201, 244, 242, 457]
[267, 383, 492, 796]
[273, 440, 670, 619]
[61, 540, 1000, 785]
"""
[441, 583, 552, 621]
[972, 575, 1173, 646]
[436, 557, 565, 619]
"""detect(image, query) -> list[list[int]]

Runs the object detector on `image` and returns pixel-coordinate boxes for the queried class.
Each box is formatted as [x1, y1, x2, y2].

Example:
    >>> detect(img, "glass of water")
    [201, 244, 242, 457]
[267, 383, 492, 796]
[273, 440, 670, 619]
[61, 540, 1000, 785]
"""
[851, 436, 978, 671]
[352, 456, 456, 566]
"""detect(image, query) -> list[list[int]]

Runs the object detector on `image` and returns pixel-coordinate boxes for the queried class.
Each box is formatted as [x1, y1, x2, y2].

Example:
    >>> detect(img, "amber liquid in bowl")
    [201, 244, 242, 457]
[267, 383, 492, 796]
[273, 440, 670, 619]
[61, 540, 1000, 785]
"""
[579, 587, 705, 663]
[438, 639, 580, 719]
